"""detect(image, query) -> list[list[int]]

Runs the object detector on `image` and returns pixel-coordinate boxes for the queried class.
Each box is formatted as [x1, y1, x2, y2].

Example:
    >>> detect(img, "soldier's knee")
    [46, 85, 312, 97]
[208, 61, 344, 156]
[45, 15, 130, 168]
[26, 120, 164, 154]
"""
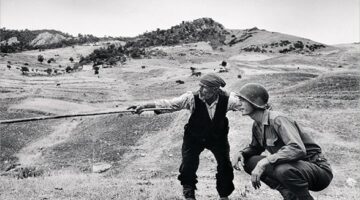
[273, 164, 299, 181]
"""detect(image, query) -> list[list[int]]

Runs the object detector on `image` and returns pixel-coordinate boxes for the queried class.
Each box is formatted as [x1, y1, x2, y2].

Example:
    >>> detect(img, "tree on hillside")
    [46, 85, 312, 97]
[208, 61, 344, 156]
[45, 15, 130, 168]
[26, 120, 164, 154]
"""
[45, 68, 52, 75]
[65, 66, 72, 73]
[93, 66, 100, 75]
[37, 55, 44, 63]
[69, 57, 74, 62]
[21, 66, 29, 75]
[47, 58, 56, 64]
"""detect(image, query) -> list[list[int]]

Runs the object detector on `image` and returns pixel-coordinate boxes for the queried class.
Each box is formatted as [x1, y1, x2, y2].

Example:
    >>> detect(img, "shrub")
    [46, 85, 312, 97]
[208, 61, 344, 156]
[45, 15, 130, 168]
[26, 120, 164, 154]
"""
[45, 68, 52, 75]
[65, 66, 72, 73]
[37, 55, 44, 63]
[21, 66, 29, 74]
[47, 58, 56, 63]
[93, 66, 100, 75]
[294, 41, 304, 49]
[73, 62, 80, 71]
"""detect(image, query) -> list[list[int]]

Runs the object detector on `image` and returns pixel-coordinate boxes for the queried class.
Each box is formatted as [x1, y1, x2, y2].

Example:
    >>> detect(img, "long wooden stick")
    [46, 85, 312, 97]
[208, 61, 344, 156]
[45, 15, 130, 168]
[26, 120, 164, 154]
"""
[0, 108, 172, 124]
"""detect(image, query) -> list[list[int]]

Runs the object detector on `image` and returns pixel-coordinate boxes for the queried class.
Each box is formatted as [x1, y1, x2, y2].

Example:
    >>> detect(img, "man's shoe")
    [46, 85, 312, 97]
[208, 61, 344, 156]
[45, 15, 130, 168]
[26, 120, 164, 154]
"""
[183, 185, 196, 200]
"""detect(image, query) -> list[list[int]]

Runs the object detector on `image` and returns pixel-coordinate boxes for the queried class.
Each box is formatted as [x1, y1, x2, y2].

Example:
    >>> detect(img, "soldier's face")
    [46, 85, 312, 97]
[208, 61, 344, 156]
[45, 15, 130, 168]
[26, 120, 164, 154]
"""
[199, 83, 218, 100]
[239, 98, 254, 115]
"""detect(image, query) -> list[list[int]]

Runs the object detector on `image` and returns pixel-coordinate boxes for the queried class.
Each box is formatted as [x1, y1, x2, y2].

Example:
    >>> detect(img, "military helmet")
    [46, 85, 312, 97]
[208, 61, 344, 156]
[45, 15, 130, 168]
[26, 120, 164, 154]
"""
[237, 83, 269, 109]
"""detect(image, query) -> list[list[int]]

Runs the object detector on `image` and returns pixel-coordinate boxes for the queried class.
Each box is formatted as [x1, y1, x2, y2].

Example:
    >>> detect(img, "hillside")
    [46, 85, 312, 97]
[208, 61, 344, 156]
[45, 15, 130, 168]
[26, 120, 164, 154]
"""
[225, 27, 332, 54]
[80, 18, 333, 69]
[0, 28, 100, 53]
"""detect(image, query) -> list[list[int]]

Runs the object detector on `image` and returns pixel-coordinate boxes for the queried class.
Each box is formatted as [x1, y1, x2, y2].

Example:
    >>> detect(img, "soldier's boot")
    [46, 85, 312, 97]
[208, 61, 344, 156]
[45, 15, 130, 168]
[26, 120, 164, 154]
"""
[183, 185, 196, 200]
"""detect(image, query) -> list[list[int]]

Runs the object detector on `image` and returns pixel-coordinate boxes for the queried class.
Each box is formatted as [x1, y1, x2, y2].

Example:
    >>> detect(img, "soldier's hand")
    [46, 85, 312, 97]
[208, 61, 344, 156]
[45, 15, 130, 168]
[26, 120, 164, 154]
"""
[251, 158, 269, 189]
[127, 105, 144, 114]
[232, 151, 245, 171]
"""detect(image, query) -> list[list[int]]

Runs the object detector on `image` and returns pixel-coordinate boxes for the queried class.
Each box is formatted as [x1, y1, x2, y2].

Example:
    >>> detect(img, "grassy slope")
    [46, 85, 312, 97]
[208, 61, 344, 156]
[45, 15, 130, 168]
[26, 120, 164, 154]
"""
[0, 43, 359, 199]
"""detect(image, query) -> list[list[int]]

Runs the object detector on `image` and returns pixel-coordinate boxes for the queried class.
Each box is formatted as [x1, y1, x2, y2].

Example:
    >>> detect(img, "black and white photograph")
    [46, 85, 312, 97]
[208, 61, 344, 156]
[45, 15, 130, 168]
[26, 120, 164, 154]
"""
[0, 0, 359, 199]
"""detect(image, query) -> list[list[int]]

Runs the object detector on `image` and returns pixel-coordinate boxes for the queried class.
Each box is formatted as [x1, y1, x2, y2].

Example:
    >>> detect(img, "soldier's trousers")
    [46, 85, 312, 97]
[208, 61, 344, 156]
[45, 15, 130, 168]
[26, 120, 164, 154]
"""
[243, 155, 333, 199]
[178, 136, 234, 197]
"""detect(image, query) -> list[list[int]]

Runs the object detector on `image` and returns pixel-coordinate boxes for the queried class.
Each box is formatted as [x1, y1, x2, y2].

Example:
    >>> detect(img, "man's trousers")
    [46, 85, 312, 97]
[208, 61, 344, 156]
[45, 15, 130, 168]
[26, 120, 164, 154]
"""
[178, 136, 235, 197]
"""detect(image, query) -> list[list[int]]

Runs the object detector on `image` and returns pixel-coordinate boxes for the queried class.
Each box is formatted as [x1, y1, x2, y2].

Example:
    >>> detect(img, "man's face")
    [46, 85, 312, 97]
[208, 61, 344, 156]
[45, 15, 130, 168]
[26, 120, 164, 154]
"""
[239, 97, 254, 115]
[199, 83, 218, 100]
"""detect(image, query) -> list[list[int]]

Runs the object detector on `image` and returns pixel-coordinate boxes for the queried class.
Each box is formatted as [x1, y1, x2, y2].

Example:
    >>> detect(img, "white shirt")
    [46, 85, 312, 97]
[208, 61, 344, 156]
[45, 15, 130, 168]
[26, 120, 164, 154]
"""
[154, 91, 241, 119]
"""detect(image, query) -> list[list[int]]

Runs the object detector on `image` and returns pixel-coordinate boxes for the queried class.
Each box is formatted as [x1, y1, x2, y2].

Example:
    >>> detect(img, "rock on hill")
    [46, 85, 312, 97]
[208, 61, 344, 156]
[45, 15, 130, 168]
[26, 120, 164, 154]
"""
[30, 32, 67, 47]
[0, 37, 20, 45]
[0, 28, 100, 53]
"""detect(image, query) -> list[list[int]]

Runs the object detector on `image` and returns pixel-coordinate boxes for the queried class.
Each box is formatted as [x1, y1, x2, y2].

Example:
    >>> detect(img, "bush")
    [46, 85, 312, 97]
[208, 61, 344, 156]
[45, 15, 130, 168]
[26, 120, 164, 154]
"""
[37, 55, 44, 63]
[293, 41, 304, 49]
[93, 66, 100, 75]
[65, 66, 72, 73]
[47, 58, 56, 63]
[45, 68, 52, 75]
[21, 66, 29, 74]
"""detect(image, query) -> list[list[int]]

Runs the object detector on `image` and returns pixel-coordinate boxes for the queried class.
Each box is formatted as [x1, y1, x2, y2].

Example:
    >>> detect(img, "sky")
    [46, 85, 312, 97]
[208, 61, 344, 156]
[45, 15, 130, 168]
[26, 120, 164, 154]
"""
[0, 0, 359, 45]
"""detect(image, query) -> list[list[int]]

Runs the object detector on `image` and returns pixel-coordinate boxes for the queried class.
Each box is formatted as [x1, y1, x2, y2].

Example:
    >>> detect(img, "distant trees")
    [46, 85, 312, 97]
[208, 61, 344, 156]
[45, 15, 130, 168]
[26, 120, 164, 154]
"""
[241, 40, 326, 54]
[82, 18, 229, 65]
[69, 57, 74, 62]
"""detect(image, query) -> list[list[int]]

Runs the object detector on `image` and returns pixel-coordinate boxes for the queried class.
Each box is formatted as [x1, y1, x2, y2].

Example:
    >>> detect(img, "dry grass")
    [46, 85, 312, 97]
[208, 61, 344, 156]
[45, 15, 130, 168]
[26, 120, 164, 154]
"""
[0, 43, 359, 200]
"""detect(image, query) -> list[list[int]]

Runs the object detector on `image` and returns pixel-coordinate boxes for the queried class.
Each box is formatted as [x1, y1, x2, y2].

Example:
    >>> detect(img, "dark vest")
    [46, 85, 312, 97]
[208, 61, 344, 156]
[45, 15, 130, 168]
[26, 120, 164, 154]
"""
[184, 91, 229, 142]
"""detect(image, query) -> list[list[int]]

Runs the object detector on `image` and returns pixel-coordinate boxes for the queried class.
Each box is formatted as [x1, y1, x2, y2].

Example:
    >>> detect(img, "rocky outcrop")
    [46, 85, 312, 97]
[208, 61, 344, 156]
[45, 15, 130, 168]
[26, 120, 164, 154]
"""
[0, 37, 20, 45]
[30, 32, 66, 47]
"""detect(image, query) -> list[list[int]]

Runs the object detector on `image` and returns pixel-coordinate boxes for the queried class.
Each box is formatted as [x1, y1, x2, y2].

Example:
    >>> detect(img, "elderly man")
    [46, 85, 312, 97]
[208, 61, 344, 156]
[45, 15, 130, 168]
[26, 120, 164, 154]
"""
[232, 83, 333, 200]
[128, 73, 241, 200]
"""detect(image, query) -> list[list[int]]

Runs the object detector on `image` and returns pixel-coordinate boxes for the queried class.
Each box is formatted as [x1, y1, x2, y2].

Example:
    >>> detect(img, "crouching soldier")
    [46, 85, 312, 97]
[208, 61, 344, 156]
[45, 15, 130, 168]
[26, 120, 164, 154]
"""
[128, 73, 242, 200]
[232, 83, 333, 200]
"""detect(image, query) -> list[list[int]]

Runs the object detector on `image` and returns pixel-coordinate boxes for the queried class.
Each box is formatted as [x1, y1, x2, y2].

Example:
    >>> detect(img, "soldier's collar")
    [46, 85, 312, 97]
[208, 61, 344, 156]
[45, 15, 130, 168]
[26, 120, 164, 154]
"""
[261, 109, 270, 126]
